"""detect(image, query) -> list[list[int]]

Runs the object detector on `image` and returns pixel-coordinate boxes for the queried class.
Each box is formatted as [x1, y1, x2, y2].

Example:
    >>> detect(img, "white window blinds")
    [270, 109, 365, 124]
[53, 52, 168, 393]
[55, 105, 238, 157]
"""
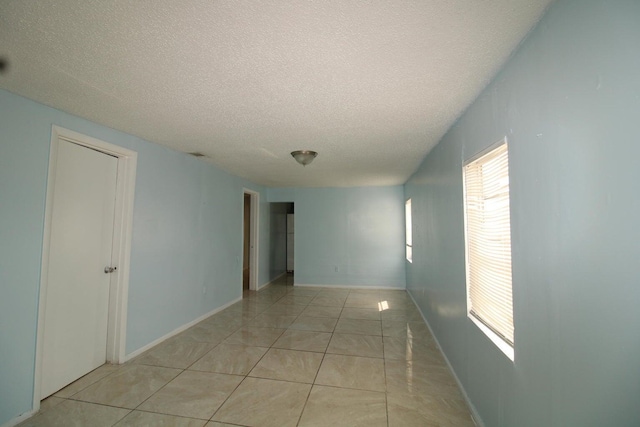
[463, 141, 514, 347]
[405, 199, 412, 262]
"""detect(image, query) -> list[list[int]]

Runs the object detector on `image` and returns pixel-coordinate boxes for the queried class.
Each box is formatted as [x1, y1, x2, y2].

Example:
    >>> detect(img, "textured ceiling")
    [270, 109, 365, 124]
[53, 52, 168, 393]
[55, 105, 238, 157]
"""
[0, 0, 552, 187]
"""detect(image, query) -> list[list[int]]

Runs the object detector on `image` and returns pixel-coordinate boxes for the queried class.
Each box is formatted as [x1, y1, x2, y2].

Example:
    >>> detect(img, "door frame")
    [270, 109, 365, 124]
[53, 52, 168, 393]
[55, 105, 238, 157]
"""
[33, 126, 137, 407]
[242, 189, 259, 291]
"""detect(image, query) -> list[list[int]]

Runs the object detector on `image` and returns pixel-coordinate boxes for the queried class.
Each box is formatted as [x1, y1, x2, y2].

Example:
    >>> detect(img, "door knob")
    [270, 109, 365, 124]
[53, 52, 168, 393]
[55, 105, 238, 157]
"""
[104, 266, 117, 274]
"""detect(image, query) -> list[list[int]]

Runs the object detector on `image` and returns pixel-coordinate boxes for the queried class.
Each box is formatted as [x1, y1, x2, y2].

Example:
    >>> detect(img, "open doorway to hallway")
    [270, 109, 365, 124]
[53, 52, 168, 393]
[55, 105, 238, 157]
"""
[269, 202, 294, 288]
[242, 189, 259, 298]
[243, 193, 251, 295]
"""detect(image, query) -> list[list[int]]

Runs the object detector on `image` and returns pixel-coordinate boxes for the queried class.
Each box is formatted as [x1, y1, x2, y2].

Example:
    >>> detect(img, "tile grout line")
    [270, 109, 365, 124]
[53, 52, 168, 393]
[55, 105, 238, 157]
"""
[382, 313, 390, 427]
[207, 287, 290, 425]
[122, 296, 270, 424]
[209, 281, 305, 425]
[33, 282, 426, 426]
[294, 297, 344, 427]
[53, 366, 121, 401]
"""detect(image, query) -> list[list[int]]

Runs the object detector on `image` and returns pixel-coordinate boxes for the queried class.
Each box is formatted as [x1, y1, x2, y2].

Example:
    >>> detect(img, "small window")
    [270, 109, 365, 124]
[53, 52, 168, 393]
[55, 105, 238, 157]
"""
[463, 139, 514, 360]
[405, 199, 412, 263]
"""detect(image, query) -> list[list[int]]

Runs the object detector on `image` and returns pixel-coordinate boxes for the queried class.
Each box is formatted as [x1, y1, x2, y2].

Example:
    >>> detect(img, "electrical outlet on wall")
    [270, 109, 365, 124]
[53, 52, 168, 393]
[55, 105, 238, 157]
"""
[334, 266, 339, 273]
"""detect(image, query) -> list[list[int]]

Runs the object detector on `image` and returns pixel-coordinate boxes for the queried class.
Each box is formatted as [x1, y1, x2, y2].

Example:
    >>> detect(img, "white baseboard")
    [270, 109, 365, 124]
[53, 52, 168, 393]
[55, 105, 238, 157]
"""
[406, 291, 485, 427]
[124, 296, 242, 361]
[2, 409, 37, 427]
[258, 272, 286, 291]
[7, 297, 243, 427]
[294, 283, 406, 290]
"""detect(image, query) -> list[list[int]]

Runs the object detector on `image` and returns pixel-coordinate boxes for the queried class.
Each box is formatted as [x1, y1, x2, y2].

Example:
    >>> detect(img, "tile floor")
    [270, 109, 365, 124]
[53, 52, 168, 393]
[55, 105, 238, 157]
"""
[22, 275, 476, 427]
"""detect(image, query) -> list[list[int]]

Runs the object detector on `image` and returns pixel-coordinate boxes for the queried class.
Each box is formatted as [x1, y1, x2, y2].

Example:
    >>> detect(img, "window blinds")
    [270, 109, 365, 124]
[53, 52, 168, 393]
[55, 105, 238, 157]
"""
[463, 142, 514, 346]
[405, 199, 412, 262]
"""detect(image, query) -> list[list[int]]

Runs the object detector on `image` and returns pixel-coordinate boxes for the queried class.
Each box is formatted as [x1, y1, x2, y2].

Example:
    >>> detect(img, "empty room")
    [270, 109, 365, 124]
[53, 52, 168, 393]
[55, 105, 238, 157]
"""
[1, 0, 639, 426]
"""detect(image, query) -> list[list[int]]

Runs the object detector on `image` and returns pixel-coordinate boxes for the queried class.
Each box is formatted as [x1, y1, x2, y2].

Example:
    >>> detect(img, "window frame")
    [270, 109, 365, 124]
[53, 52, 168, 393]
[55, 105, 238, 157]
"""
[462, 137, 514, 361]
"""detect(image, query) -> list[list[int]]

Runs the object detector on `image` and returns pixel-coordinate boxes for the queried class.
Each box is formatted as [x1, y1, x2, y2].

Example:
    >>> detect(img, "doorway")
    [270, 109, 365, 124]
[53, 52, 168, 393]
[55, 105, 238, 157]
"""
[35, 126, 137, 406]
[242, 189, 259, 295]
[269, 202, 294, 285]
[243, 193, 251, 294]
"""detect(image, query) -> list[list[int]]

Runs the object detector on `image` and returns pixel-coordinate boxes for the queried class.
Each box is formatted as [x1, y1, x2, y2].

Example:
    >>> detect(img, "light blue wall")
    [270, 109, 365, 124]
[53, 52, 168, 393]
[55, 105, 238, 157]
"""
[268, 186, 406, 288]
[0, 89, 270, 425]
[405, 0, 640, 426]
[125, 148, 267, 351]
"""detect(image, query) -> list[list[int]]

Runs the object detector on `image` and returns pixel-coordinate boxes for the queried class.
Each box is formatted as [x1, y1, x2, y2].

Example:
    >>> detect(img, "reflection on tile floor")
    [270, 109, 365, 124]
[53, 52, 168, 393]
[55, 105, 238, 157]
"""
[22, 275, 475, 426]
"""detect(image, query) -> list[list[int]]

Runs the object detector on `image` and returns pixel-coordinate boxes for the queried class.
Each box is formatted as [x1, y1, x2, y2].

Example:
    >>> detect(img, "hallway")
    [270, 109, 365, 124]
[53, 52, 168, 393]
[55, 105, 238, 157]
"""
[23, 276, 475, 426]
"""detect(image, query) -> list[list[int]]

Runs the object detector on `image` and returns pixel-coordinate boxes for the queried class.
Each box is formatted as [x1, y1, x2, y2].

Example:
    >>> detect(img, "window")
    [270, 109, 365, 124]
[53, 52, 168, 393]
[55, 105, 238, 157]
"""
[405, 199, 412, 263]
[463, 139, 514, 360]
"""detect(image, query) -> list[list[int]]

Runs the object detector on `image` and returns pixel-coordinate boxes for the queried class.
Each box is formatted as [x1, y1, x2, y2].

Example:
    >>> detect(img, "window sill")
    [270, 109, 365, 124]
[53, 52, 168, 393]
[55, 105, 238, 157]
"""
[468, 314, 514, 361]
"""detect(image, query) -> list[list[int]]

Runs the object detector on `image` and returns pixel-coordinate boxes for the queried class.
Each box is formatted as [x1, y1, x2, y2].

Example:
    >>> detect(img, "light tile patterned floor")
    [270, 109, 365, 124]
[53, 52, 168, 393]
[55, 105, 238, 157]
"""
[21, 275, 476, 426]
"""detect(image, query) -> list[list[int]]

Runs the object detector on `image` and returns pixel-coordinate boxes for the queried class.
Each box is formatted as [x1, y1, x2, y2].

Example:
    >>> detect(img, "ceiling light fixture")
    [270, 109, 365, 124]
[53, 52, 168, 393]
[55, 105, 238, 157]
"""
[291, 150, 318, 166]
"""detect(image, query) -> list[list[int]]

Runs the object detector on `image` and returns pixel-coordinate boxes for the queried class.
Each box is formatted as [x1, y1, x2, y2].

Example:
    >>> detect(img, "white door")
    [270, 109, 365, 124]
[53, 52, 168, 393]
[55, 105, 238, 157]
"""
[41, 139, 118, 398]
